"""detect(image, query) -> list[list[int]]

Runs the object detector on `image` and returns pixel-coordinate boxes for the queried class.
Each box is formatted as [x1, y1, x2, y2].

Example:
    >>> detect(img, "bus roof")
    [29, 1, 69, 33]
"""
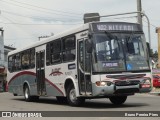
[8, 21, 141, 56]
[8, 23, 90, 56]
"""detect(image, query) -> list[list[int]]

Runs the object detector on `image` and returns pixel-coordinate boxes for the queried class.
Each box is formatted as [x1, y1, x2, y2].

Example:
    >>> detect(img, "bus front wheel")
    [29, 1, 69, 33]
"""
[66, 85, 85, 106]
[109, 96, 127, 105]
[56, 96, 67, 103]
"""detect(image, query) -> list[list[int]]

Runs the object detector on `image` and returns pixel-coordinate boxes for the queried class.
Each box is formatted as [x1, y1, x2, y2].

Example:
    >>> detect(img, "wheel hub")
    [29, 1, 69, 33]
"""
[69, 89, 77, 102]
[25, 88, 29, 99]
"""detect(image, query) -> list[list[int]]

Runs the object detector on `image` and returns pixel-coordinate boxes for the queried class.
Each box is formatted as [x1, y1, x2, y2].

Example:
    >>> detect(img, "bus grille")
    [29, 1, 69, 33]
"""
[115, 80, 140, 86]
[114, 88, 139, 94]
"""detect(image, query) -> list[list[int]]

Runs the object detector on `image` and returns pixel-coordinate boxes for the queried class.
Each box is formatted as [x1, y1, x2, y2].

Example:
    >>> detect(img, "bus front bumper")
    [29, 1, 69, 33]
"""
[92, 82, 152, 96]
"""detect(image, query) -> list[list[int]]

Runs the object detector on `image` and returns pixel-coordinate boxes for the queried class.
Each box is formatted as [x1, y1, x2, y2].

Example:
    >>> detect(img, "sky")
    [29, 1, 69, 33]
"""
[0, 0, 159, 51]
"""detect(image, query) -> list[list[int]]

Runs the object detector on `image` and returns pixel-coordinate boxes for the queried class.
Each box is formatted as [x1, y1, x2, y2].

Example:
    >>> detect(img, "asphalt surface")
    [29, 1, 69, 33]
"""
[0, 92, 160, 120]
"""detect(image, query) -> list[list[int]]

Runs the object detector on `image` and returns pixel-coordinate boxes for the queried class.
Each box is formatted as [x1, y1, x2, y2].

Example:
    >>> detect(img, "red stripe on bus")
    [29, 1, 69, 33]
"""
[8, 71, 36, 85]
[45, 79, 64, 96]
[8, 71, 64, 96]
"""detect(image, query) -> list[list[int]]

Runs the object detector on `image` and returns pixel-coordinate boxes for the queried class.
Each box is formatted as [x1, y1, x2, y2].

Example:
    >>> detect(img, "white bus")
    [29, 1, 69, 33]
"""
[7, 21, 152, 106]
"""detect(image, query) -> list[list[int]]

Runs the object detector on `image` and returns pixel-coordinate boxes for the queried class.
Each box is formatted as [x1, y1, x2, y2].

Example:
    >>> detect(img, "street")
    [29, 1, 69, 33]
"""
[0, 92, 160, 120]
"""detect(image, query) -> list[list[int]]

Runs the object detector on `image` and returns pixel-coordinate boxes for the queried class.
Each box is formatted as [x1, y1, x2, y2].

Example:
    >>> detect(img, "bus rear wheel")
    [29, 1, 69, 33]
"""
[109, 96, 127, 105]
[66, 85, 85, 106]
[24, 85, 39, 102]
[24, 85, 32, 102]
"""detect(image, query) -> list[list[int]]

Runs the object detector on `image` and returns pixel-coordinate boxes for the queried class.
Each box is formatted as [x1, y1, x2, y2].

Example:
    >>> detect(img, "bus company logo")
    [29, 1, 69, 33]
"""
[1, 112, 42, 118]
[80, 32, 88, 37]
[49, 68, 63, 76]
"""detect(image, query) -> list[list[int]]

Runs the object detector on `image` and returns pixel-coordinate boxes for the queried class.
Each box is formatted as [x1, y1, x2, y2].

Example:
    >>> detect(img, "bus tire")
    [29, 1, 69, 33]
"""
[13, 93, 17, 96]
[56, 96, 67, 103]
[109, 96, 127, 105]
[32, 96, 39, 102]
[66, 84, 85, 106]
[24, 85, 32, 102]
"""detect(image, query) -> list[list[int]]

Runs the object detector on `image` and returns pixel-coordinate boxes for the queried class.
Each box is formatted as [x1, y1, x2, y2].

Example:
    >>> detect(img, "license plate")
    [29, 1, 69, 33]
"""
[141, 84, 150, 88]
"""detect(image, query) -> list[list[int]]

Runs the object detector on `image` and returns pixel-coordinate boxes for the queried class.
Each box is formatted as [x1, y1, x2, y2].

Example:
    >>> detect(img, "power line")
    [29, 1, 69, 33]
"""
[0, 0, 82, 18]
[0, 15, 16, 24]
[8, 0, 82, 16]
[0, 20, 80, 26]
[143, 19, 157, 28]
[1, 14, 81, 25]
[0, 10, 81, 22]
[107, 15, 157, 29]
[4, 37, 34, 40]
[101, 15, 138, 22]
[110, 16, 137, 20]
[0, 15, 40, 39]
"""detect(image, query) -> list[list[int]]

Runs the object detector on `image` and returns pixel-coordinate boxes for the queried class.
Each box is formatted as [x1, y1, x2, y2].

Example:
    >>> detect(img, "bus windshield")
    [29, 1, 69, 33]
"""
[92, 32, 150, 73]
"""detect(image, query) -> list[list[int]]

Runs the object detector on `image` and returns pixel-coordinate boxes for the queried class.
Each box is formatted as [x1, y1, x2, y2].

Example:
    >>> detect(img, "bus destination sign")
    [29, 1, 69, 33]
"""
[92, 22, 142, 32]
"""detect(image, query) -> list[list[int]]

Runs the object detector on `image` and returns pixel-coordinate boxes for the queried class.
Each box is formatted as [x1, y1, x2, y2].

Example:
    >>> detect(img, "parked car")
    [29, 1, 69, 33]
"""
[153, 75, 160, 88]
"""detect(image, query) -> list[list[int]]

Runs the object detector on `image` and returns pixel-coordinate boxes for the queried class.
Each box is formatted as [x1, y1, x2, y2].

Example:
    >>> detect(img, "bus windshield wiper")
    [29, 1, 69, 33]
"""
[104, 31, 116, 40]
[128, 31, 135, 42]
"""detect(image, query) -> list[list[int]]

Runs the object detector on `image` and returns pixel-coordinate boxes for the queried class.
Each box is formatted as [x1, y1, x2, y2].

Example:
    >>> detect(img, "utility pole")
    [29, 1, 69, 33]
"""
[137, 0, 143, 28]
[156, 28, 160, 68]
[137, 0, 152, 50]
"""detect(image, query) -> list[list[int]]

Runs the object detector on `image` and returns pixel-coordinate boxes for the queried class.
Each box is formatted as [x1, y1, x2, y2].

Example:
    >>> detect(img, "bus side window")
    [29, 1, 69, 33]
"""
[12, 55, 16, 72]
[46, 44, 50, 65]
[50, 39, 61, 64]
[30, 48, 35, 68]
[79, 41, 84, 70]
[62, 36, 75, 62]
[15, 53, 21, 71]
[85, 40, 91, 72]
[8, 56, 13, 72]
[21, 50, 30, 69]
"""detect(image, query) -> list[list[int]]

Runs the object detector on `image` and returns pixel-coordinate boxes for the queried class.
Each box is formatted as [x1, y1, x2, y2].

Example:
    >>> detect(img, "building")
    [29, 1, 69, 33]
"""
[0, 28, 16, 92]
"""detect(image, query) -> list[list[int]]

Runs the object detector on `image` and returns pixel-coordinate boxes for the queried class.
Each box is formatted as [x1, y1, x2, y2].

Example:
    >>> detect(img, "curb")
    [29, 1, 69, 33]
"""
[149, 92, 160, 96]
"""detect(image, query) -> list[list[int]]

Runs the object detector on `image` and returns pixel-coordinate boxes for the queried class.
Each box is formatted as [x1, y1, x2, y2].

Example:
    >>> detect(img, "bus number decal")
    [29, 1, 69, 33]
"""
[65, 71, 72, 75]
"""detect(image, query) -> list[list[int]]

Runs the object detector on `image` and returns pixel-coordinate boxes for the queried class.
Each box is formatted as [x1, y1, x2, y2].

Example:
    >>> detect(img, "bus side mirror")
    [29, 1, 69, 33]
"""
[86, 39, 92, 53]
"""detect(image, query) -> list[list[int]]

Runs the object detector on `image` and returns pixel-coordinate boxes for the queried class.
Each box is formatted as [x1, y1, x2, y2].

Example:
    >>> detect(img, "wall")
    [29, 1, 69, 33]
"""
[0, 35, 4, 67]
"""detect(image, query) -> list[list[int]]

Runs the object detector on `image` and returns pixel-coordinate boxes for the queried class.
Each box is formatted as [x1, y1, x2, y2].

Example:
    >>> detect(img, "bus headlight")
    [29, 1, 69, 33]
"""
[96, 81, 112, 86]
[141, 79, 151, 88]
[142, 79, 151, 84]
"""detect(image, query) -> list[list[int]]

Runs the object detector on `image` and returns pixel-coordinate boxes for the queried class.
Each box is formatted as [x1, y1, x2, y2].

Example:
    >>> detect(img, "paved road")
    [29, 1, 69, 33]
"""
[0, 92, 160, 120]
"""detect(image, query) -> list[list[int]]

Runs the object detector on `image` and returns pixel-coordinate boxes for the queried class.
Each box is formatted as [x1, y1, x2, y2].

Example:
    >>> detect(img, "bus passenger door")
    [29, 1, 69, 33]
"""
[36, 50, 46, 96]
[78, 39, 92, 95]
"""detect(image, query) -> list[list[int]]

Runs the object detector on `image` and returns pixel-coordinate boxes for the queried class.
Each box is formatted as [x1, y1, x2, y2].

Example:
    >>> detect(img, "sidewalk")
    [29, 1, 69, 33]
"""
[134, 87, 160, 96]
[149, 87, 160, 96]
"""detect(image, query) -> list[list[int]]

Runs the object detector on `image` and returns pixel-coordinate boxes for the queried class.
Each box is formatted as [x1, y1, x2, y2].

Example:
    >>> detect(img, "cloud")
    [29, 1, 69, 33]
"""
[0, 0, 159, 51]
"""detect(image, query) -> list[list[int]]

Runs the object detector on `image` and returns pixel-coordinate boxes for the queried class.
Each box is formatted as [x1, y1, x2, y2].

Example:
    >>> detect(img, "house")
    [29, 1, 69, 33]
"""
[0, 28, 16, 92]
